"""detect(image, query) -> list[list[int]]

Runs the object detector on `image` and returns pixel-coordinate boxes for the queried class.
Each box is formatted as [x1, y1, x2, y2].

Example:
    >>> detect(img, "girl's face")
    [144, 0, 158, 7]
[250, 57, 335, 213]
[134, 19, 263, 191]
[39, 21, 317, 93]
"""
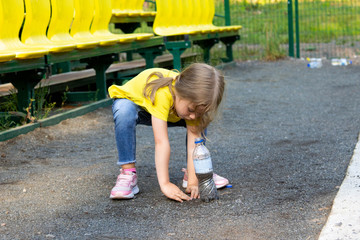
[174, 97, 197, 120]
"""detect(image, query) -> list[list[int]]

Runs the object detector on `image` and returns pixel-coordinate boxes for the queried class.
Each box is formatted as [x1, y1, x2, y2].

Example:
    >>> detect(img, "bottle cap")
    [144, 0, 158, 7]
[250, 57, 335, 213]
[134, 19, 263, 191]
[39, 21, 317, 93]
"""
[195, 138, 204, 144]
[225, 184, 233, 188]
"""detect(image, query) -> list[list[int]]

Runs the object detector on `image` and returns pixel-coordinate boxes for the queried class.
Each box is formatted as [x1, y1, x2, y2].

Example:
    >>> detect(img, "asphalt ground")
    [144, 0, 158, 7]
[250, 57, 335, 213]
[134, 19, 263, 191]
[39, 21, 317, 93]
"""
[1, 59, 360, 239]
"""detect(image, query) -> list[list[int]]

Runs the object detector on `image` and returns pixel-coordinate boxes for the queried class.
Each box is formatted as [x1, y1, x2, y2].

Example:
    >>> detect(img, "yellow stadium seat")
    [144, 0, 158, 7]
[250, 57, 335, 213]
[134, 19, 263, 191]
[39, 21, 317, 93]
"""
[0, 52, 16, 63]
[91, 0, 153, 42]
[47, 0, 99, 49]
[153, 0, 201, 36]
[178, 0, 205, 34]
[196, 0, 223, 33]
[91, 0, 137, 43]
[21, 0, 77, 53]
[153, 0, 242, 36]
[188, 0, 213, 34]
[0, 0, 49, 59]
[152, 0, 173, 36]
[71, 0, 119, 46]
[200, 0, 242, 33]
[136, 0, 156, 17]
[112, 0, 156, 18]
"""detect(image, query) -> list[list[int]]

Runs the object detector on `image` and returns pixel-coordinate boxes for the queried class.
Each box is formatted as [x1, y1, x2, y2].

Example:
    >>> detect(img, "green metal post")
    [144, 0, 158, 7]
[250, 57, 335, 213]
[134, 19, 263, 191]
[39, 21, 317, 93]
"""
[52, 62, 71, 74]
[164, 41, 191, 71]
[138, 45, 165, 68]
[295, 0, 300, 58]
[12, 79, 37, 113]
[287, 0, 294, 57]
[126, 51, 133, 61]
[87, 55, 115, 100]
[224, 0, 231, 26]
[139, 51, 155, 68]
[94, 64, 108, 100]
[9, 69, 45, 114]
[170, 48, 185, 71]
[194, 39, 219, 64]
[220, 35, 240, 63]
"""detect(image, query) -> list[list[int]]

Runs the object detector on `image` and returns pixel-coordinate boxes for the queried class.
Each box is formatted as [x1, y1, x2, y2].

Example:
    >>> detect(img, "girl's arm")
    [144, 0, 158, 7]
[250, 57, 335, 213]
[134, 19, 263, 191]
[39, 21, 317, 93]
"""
[151, 115, 191, 202]
[185, 125, 201, 199]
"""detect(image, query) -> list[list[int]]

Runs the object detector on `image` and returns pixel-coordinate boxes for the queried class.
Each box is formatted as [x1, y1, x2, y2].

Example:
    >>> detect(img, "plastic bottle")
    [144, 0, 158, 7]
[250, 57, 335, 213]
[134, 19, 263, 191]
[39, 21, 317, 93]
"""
[331, 58, 341, 66]
[307, 58, 322, 68]
[331, 58, 352, 66]
[193, 138, 219, 202]
[342, 58, 352, 65]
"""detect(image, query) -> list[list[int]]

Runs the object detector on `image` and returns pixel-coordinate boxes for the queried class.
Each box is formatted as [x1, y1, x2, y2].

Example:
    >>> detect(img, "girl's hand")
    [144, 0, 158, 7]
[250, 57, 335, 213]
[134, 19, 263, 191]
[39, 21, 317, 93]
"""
[185, 185, 199, 199]
[161, 182, 191, 202]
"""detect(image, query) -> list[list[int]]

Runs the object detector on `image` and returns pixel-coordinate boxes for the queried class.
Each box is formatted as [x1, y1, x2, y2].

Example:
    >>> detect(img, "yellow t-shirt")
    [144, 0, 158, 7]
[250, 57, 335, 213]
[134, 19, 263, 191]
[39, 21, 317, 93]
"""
[108, 68, 182, 123]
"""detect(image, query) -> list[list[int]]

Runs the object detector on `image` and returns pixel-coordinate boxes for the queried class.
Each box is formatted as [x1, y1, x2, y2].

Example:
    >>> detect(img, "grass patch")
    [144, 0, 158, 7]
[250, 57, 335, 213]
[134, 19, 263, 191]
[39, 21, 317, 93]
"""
[214, 0, 360, 59]
[0, 84, 58, 131]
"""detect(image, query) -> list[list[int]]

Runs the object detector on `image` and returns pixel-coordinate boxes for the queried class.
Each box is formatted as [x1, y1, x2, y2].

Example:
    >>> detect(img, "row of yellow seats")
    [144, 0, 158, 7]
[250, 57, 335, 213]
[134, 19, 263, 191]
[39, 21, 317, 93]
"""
[112, 0, 156, 17]
[153, 0, 242, 36]
[0, 0, 153, 63]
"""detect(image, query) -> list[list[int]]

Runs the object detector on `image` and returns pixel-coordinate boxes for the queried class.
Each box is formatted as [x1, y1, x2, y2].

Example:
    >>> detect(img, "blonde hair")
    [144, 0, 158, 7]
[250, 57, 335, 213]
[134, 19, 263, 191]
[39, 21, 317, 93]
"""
[143, 63, 225, 133]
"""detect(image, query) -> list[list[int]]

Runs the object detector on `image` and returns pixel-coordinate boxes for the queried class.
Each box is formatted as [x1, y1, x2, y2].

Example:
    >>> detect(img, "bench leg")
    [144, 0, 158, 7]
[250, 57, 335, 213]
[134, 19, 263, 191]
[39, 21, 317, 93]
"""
[52, 62, 71, 74]
[126, 51, 133, 61]
[86, 55, 115, 100]
[9, 69, 45, 114]
[164, 41, 191, 71]
[220, 35, 240, 63]
[138, 46, 165, 68]
[193, 39, 219, 64]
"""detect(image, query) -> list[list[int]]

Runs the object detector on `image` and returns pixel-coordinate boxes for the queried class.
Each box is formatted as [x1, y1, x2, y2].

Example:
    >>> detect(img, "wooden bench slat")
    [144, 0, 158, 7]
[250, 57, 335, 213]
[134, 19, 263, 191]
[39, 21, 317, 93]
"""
[0, 53, 198, 97]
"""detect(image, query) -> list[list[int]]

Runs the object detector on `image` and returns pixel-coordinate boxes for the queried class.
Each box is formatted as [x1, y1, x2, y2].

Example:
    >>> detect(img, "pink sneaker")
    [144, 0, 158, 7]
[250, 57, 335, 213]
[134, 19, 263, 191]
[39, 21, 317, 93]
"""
[110, 169, 139, 199]
[181, 168, 229, 189]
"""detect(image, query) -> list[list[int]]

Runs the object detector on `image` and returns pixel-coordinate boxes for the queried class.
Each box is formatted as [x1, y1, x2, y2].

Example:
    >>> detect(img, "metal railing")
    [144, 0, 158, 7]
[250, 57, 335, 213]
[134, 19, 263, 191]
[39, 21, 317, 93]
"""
[214, 0, 360, 61]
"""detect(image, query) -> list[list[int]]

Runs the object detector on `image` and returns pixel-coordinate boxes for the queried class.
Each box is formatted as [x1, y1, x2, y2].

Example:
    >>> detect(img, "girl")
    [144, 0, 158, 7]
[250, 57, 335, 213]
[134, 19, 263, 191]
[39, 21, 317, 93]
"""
[108, 63, 228, 202]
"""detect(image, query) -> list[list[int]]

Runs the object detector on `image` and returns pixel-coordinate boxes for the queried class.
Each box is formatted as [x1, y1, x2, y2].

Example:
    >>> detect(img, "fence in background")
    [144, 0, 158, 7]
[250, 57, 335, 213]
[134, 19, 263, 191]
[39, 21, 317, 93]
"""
[213, 0, 360, 61]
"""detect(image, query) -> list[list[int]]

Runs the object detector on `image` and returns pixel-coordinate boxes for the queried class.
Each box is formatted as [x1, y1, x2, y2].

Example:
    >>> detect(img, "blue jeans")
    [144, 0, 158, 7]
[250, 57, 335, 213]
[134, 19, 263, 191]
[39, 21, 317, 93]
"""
[112, 98, 186, 166]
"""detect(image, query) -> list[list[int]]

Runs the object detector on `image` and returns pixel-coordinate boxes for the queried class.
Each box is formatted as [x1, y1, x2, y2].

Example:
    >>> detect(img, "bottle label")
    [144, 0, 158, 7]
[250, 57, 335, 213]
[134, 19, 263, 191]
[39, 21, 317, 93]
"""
[194, 157, 213, 174]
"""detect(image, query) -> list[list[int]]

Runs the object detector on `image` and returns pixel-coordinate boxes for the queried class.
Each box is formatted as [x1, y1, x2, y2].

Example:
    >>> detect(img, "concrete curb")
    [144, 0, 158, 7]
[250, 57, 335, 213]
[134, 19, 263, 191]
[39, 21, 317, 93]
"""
[318, 133, 360, 239]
